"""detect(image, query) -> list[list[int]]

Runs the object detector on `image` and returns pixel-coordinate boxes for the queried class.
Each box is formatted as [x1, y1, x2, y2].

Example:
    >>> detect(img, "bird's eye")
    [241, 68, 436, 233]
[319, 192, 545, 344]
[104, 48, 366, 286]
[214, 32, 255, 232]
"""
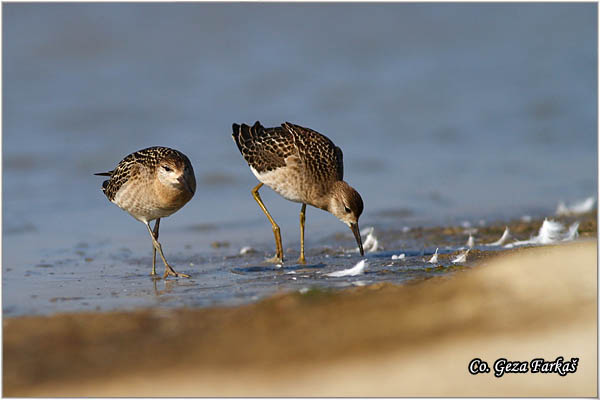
[344, 206, 351, 213]
[162, 165, 172, 172]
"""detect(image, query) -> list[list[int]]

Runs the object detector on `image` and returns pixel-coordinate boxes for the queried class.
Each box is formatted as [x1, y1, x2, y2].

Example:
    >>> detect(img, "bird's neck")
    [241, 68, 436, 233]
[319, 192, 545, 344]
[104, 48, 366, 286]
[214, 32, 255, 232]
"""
[317, 180, 349, 212]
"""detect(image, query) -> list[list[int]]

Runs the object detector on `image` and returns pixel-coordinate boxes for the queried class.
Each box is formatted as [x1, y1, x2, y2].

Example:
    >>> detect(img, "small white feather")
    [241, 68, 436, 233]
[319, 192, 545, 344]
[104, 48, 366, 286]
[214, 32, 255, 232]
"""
[325, 259, 368, 277]
[556, 197, 595, 216]
[428, 248, 439, 264]
[529, 218, 563, 244]
[487, 227, 511, 246]
[466, 235, 475, 248]
[359, 226, 380, 253]
[452, 249, 470, 264]
[391, 254, 405, 260]
[239, 246, 254, 255]
[505, 218, 580, 248]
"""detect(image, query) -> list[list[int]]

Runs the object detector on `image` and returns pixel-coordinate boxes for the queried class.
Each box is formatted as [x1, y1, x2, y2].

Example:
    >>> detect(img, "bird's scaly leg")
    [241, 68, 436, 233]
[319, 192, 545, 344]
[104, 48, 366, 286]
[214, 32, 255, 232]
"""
[151, 218, 160, 276]
[298, 203, 307, 264]
[144, 222, 190, 279]
[252, 183, 284, 263]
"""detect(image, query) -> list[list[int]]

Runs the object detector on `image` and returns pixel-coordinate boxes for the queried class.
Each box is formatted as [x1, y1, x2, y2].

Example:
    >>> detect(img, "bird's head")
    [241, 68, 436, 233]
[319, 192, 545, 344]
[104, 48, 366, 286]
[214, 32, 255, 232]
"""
[327, 181, 365, 256]
[157, 154, 196, 196]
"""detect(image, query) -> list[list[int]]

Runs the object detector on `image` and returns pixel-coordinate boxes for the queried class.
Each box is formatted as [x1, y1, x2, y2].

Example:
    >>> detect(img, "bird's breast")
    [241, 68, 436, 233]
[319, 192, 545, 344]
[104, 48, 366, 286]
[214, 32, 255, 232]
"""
[112, 178, 192, 222]
[251, 164, 328, 207]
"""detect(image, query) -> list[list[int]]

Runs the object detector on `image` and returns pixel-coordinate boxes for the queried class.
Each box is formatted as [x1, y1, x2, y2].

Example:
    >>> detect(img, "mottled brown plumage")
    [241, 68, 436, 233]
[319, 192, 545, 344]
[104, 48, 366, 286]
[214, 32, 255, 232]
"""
[233, 121, 343, 182]
[97, 147, 193, 202]
[232, 121, 364, 263]
[95, 146, 196, 279]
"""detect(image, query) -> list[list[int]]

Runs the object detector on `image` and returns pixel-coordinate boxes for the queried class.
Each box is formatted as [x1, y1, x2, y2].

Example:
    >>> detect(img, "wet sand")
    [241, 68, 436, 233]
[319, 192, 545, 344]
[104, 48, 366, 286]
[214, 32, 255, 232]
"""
[4, 236, 597, 396]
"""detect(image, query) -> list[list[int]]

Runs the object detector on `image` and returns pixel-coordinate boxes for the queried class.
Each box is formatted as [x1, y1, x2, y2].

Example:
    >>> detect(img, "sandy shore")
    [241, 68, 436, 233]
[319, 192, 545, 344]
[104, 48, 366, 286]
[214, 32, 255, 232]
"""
[4, 239, 597, 396]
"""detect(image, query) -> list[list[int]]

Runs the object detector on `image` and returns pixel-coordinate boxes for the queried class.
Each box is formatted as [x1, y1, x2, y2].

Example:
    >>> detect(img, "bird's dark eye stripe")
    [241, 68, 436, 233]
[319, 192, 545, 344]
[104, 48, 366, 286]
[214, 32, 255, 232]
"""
[344, 206, 351, 213]
[162, 165, 172, 172]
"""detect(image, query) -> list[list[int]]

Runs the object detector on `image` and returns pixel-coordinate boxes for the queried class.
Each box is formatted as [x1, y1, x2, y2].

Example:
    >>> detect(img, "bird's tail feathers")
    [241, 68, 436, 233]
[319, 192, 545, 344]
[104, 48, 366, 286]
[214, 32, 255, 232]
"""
[232, 121, 265, 148]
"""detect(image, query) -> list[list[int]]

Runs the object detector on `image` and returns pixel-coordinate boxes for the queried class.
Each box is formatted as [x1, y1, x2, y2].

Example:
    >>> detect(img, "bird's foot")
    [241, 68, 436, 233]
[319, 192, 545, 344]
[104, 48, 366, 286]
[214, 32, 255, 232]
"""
[265, 254, 284, 265]
[163, 265, 191, 279]
[297, 255, 307, 265]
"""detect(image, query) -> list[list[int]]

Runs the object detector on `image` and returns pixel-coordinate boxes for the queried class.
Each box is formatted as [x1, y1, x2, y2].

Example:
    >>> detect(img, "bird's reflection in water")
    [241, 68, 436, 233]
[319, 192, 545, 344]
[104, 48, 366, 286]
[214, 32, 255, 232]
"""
[152, 277, 195, 296]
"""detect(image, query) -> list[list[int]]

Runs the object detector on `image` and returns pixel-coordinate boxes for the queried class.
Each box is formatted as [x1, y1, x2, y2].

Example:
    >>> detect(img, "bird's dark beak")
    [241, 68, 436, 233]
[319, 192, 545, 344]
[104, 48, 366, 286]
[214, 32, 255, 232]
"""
[178, 175, 195, 195]
[350, 223, 364, 256]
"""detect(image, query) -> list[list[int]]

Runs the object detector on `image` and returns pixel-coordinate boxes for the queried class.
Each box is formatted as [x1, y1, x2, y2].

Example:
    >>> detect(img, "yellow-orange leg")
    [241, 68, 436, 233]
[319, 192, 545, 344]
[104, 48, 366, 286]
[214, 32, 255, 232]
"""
[144, 221, 190, 279]
[298, 203, 307, 264]
[252, 183, 284, 263]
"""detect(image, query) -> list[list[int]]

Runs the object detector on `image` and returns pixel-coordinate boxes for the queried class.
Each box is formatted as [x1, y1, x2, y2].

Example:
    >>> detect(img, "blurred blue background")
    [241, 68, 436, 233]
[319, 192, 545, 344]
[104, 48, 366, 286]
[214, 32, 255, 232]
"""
[3, 3, 597, 270]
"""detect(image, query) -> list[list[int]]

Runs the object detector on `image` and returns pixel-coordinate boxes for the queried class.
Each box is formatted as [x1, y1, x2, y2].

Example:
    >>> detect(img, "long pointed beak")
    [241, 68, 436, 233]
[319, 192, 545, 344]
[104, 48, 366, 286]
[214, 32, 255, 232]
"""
[350, 223, 364, 256]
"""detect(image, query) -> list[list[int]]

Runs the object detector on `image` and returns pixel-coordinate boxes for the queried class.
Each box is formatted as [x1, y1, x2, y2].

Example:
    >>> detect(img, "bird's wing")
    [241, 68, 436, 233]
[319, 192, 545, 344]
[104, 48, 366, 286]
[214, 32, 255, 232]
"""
[283, 122, 344, 182]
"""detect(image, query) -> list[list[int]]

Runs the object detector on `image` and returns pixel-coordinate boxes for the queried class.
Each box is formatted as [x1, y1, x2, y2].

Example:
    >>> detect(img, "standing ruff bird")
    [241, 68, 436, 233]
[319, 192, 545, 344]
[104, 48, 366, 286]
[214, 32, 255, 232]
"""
[95, 146, 196, 278]
[232, 121, 364, 264]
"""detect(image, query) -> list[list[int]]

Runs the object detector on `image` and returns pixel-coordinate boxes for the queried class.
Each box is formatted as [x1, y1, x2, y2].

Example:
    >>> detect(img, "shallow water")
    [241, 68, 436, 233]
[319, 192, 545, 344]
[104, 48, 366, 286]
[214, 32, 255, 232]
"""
[2, 222, 479, 316]
[3, 3, 597, 316]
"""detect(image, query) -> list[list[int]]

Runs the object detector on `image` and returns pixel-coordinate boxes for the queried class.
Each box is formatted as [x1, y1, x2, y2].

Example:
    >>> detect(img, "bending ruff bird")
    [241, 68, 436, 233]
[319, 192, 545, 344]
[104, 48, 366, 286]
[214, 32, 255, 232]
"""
[95, 146, 196, 279]
[232, 121, 364, 264]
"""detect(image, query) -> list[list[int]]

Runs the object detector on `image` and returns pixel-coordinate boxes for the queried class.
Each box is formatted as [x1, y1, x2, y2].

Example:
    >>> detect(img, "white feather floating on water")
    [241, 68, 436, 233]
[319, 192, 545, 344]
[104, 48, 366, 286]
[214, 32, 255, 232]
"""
[325, 259, 368, 277]
[428, 248, 439, 264]
[504, 219, 580, 248]
[487, 227, 511, 246]
[510, 219, 564, 246]
[452, 249, 470, 264]
[359, 226, 380, 253]
[391, 254, 405, 260]
[239, 246, 254, 255]
[556, 197, 595, 216]
[466, 235, 475, 248]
